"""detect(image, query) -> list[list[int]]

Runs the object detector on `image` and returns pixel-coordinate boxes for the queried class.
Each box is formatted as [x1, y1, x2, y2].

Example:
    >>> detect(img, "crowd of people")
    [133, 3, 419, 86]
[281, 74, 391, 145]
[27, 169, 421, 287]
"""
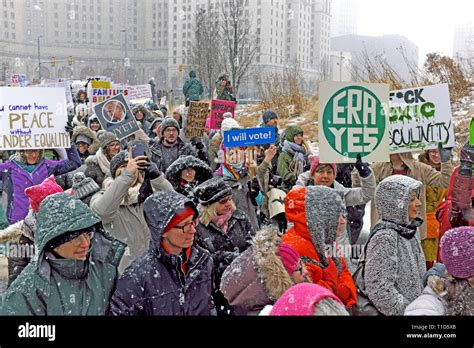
[0, 71, 472, 316]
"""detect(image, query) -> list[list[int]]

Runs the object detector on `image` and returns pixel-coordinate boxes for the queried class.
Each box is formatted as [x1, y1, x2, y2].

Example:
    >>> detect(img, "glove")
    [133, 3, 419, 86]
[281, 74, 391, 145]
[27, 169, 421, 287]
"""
[247, 178, 261, 199]
[321, 258, 338, 292]
[437, 143, 452, 163]
[270, 175, 282, 188]
[354, 153, 371, 178]
[65, 121, 74, 134]
[144, 162, 161, 180]
[190, 136, 205, 150]
[460, 143, 474, 164]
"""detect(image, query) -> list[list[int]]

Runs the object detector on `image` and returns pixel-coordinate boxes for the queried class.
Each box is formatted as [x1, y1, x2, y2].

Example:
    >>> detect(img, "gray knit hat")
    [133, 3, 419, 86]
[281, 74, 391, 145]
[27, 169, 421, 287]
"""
[75, 134, 92, 145]
[160, 117, 180, 136]
[72, 172, 100, 201]
[99, 131, 119, 150]
[110, 151, 130, 178]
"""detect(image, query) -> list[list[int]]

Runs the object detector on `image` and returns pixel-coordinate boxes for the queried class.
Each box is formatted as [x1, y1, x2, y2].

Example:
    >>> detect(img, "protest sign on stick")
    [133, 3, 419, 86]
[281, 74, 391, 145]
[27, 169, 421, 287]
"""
[184, 101, 210, 139]
[210, 99, 236, 130]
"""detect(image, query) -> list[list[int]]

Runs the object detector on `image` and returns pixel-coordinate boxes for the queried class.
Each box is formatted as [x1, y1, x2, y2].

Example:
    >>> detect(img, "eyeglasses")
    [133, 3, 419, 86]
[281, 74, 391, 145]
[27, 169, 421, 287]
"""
[174, 219, 198, 233]
[164, 128, 178, 134]
[69, 231, 94, 245]
[218, 196, 232, 205]
[24, 149, 40, 154]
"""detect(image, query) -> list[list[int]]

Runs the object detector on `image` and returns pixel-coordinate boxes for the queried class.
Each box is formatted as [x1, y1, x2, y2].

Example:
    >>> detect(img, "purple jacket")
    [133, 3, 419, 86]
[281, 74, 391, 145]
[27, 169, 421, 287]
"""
[0, 145, 81, 224]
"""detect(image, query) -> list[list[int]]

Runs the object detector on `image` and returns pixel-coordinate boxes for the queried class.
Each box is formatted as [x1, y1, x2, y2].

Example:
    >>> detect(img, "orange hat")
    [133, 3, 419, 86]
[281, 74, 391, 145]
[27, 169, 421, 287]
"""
[164, 206, 196, 233]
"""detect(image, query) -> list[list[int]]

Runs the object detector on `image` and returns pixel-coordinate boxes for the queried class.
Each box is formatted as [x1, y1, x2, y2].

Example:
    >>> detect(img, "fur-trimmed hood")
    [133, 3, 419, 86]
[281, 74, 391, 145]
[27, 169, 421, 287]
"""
[165, 155, 213, 191]
[71, 126, 100, 155]
[220, 226, 295, 314]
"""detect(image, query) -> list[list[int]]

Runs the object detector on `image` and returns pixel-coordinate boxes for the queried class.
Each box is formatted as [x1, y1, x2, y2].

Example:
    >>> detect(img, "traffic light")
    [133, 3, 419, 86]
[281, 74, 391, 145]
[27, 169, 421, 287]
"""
[51, 56, 56, 67]
[178, 64, 184, 72]
[68, 56, 73, 65]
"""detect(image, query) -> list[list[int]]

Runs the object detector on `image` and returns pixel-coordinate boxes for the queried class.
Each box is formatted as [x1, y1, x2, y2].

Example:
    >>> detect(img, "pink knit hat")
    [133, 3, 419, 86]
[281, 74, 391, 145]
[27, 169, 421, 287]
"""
[24, 175, 64, 212]
[270, 283, 344, 316]
[440, 226, 474, 279]
[277, 243, 300, 275]
[309, 154, 337, 177]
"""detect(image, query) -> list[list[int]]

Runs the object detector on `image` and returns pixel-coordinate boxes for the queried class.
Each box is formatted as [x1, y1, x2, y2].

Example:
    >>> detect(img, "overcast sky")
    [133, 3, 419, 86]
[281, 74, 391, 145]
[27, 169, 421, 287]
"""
[356, 0, 473, 63]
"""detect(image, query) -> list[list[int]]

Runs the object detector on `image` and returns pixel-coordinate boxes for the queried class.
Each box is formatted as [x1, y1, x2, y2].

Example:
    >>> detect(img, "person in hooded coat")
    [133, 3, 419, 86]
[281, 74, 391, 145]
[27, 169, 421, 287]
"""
[194, 177, 255, 315]
[165, 155, 213, 203]
[87, 114, 102, 133]
[296, 154, 375, 272]
[282, 185, 357, 308]
[220, 226, 308, 315]
[183, 70, 204, 105]
[132, 104, 154, 135]
[352, 146, 454, 251]
[0, 144, 81, 225]
[84, 131, 122, 187]
[436, 143, 474, 261]
[108, 191, 214, 316]
[364, 175, 426, 316]
[0, 193, 126, 315]
[277, 125, 311, 191]
[90, 150, 173, 273]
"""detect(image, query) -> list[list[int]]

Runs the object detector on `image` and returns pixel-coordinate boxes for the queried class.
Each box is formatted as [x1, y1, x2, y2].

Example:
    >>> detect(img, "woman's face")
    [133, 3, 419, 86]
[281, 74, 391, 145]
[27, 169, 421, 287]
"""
[427, 149, 440, 165]
[24, 149, 41, 164]
[215, 195, 233, 215]
[294, 133, 303, 145]
[76, 142, 89, 155]
[181, 168, 196, 183]
[408, 191, 422, 220]
[90, 121, 101, 131]
[135, 111, 144, 121]
[106, 141, 121, 158]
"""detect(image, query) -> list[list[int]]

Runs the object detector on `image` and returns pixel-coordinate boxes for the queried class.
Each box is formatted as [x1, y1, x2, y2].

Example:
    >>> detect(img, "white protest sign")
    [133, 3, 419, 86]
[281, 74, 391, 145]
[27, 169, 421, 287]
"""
[389, 83, 454, 153]
[126, 84, 152, 101]
[318, 81, 390, 163]
[0, 87, 70, 150]
[37, 81, 74, 106]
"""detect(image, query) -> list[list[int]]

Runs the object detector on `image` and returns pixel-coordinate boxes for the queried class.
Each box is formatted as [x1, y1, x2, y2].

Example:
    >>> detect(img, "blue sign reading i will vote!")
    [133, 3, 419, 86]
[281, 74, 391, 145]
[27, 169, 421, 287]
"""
[223, 127, 276, 148]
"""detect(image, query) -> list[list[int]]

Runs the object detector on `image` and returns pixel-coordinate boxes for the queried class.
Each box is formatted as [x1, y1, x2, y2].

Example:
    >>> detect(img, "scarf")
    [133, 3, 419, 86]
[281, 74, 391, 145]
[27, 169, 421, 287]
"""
[14, 161, 37, 174]
[283, 140, 307, 177]
[212, 208, 235, 234]
[103, 177, 142, 206]
[94, 148, 111, 176]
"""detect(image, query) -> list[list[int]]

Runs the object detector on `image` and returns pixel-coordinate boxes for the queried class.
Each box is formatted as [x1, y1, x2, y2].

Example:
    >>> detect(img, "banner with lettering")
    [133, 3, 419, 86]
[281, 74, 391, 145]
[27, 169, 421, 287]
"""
[318, 81, 390, 163]
[210, 99, 236, 130]
[389, 84, 454, 153]
[0, 87, 70, 150]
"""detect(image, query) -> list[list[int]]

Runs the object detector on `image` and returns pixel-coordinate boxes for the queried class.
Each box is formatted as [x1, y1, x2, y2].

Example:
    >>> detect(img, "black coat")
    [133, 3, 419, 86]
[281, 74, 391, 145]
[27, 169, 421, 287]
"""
[109, 191, 214, 316]
[195, 209, 255, 287]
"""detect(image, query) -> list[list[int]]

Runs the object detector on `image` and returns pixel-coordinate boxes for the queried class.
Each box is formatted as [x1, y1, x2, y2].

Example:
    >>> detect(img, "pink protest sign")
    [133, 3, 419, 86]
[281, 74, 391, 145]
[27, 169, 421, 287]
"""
[210, 99, 236, 130]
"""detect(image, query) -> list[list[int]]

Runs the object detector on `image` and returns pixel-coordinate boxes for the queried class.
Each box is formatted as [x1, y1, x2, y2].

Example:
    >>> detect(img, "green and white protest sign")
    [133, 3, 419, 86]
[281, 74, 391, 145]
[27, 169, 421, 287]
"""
[389, 83, 454, 153]
[318, 81, 390, 163]
[0, 87, 70, 150]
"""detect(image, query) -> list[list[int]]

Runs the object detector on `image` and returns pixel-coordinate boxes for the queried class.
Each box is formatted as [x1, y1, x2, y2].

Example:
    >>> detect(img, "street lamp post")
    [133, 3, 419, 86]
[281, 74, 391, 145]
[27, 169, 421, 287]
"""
[121, 29, 128, 84]
[37, 35, 43, 81]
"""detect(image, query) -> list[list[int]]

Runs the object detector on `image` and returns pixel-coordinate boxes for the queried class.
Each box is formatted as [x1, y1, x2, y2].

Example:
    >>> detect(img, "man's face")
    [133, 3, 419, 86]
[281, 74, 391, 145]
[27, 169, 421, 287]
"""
[163, 127, 178, 143]
[105, 103, 124, 121]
